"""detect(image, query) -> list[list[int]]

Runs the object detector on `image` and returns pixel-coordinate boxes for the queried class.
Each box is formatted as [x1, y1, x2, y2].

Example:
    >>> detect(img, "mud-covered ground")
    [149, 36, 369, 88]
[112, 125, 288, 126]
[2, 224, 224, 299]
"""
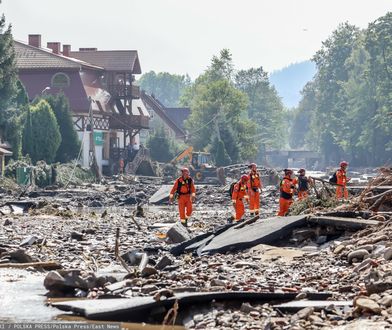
[1, 175, 392, 329]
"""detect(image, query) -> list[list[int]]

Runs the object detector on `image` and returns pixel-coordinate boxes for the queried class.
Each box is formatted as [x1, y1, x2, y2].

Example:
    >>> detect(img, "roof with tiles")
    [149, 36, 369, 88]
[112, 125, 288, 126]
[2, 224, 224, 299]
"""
[69, 50, 141, 73]
[14, 41, 103, 70]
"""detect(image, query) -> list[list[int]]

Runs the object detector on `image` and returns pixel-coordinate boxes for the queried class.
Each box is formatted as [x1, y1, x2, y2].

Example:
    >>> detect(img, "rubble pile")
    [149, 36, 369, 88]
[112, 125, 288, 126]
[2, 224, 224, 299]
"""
[2, 167, 392, 328]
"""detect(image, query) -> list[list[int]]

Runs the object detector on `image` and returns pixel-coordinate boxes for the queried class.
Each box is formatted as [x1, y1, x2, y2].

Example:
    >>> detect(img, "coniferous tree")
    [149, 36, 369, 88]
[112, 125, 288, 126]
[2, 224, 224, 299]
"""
[43, 94, 80, 163]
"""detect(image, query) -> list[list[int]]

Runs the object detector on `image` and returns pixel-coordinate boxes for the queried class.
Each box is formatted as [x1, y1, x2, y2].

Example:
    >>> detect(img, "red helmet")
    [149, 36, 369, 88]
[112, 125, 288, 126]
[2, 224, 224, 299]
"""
[298, 168, 305, 174]
[340, 161, 348, 167]
[181, 167, 190, 173]
[248, 163, 257, 169]
[241, 174, 249, 182]
[284, 168, 293, 174]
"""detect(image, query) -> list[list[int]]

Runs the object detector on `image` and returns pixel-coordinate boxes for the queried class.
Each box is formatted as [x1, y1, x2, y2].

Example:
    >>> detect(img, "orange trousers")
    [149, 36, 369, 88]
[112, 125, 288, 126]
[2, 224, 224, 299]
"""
[336, 186, 348, 199]
[178, 195, 192, 222]
[298, 191, 308, 201]
[249, 190, 260, 214]
[277, 197, 293, 216]
[234, 199, 245, 221]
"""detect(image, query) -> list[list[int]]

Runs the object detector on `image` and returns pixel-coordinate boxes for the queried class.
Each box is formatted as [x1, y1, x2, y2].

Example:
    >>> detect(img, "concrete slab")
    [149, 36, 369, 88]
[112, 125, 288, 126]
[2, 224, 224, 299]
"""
[307, 216, 380, 230]
[200, 216, 308, 255]
[249, 245, 305, 263]
[52, 291, 332, 321]
[149, 185, 172, 204]
[274, 299, 352, 311]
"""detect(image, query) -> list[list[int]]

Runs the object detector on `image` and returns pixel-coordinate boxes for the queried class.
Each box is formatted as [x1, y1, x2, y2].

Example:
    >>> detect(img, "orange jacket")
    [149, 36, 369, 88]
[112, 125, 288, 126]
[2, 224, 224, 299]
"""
[280, 176, 295, 200]
[248, 171, 262, 190]
[232, 181, 248, 201]
[170, 177, 196, 198]
[336, 169, 347, 186]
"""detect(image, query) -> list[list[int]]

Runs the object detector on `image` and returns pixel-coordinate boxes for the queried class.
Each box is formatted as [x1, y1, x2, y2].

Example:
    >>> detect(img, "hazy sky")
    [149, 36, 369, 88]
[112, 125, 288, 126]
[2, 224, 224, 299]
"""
[2, 0, 392, 78]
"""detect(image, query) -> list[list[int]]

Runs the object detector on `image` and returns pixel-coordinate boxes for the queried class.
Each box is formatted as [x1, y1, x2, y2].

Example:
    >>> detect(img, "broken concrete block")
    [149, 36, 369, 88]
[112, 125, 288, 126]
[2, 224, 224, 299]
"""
[155, 255, 173, 270]
[166, 222, 190, 243]
[20, 235, 38, 247]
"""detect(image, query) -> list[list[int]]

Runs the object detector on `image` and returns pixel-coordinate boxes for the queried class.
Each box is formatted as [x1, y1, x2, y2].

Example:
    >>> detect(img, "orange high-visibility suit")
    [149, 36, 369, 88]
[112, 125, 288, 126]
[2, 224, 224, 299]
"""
[336, 169, 348, 199]
[277, 176, 295, 216]
[232, 181, 248, 221]
[170, 177, 196, 224]
[247, 171, 262, 216]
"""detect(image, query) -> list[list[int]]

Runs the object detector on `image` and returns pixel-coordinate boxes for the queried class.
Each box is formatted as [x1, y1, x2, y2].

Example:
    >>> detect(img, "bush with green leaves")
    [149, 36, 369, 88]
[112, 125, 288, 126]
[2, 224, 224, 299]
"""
[43, 94, 81, 163]
[22, 99, 61, 164]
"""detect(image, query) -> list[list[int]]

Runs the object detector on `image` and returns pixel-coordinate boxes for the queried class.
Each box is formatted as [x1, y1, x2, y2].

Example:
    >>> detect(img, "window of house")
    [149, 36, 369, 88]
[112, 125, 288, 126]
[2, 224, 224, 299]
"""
[51, 72, 70, 88]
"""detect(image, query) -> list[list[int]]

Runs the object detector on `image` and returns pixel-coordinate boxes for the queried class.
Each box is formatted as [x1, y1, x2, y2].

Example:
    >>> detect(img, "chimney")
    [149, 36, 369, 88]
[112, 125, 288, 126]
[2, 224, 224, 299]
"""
[79, 47, 97, 51]
[47, 42, 61, 54]
[62, 44, 71, 57]
[28, 34, 41, 48]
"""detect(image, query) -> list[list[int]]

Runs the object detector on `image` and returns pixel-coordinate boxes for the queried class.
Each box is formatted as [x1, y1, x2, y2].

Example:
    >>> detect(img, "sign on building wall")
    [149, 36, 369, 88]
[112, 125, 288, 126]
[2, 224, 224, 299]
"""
[94, 132, 104, 146]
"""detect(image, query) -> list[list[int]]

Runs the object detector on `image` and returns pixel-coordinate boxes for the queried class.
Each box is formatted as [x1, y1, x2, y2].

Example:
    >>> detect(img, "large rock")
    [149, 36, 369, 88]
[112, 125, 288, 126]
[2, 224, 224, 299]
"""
[166, 223, 190, 243]
[44, 270, 95, 292]
[355, 297, 381, 314]
[347, 249, 370, 263]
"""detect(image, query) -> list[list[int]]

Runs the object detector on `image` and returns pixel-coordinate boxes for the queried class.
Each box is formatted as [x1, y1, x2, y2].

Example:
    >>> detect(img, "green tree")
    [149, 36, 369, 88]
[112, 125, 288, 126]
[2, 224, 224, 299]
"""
[43, 94, 81, 163]
[182, 49, 257, 162]
[22, 100, 61, 164]
[289, 82, 317, 149]
[212, 138, 232, 166]
[309, 23, 360, 163]
[0, 10, 23, 158]
[235, 67, 286, 162]
[147, 125, 176, 162]
[138, 71, 191, 107]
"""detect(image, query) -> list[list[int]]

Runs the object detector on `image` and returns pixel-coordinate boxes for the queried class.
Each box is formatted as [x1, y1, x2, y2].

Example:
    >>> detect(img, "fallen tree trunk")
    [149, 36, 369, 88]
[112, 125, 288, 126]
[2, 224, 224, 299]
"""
[363, 189, 392, 203]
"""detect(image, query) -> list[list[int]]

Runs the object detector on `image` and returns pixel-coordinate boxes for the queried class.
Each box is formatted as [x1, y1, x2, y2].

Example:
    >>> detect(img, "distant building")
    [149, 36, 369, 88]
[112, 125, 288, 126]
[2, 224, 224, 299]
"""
[140, 91, 190, 143]
[0, 141, 12, 176]
[14, 34, 149, 174]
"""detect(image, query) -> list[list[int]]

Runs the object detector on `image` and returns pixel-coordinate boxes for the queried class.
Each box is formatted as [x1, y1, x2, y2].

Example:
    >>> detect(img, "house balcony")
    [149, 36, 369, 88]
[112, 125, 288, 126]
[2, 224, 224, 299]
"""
[108, 84, 140, 99]
[109, 113, 149, 130]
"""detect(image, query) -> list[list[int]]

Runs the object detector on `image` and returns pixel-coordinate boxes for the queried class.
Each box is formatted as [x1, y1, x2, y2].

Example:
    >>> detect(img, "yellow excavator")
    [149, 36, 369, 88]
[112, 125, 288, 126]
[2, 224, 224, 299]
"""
[169, 146, 221, 183]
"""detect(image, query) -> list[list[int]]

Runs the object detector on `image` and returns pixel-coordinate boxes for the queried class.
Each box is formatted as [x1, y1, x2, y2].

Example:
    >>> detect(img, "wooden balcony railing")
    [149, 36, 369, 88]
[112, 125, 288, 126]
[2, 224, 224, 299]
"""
[109, 113, 149, 130]
[108, 84, 140, 99]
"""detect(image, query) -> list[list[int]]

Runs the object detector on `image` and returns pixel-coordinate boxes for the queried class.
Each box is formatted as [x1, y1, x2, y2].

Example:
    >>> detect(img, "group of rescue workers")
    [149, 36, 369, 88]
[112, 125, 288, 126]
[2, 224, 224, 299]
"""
[169, 161, 350, 226]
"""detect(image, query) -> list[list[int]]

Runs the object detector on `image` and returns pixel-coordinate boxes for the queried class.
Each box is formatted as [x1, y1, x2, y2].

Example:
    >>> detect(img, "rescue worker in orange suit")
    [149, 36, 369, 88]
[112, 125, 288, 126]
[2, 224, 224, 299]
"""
[231, 175, 249, 222]
[336, 161, 350, 199]
[247, 163, 263, 217]
[277, 169, 296, 216]
[169, 168, 196, 227]
[297, 168, 313, 200]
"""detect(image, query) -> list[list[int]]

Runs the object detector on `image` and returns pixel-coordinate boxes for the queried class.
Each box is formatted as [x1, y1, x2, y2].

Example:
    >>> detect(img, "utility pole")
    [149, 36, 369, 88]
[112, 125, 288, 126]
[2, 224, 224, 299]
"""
[88, 96, 101, 181]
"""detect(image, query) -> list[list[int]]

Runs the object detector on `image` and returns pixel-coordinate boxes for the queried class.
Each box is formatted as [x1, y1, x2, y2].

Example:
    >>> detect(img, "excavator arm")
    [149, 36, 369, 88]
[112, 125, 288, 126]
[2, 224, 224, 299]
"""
[170, 146, 194, 165]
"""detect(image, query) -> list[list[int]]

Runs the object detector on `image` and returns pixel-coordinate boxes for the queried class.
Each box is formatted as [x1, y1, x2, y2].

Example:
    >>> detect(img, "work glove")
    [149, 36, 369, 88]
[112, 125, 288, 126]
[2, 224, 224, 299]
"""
[191, 196, 196, 203]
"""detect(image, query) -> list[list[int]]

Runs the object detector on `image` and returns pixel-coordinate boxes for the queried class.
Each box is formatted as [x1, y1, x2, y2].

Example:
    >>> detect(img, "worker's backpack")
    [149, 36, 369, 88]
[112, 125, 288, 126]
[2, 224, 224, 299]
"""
[228, 182, 236, 197]
[176, 177, 193, 196]
[329, 171, 338, 184]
